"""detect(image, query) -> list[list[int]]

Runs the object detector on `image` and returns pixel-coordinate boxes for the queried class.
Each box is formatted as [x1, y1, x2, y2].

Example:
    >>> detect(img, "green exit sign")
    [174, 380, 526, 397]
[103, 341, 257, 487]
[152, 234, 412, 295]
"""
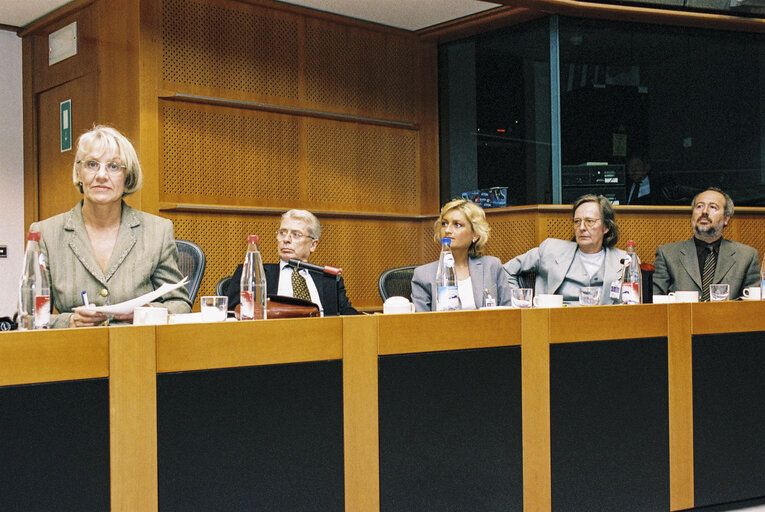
[60, 99, 71, 152]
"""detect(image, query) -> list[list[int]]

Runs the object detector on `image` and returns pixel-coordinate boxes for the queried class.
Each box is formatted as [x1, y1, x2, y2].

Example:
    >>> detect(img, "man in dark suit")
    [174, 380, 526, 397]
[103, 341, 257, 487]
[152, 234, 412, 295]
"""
[625, 153, 658, 205]
[653, 187, 760, 300]
[227, 209, 358, 316]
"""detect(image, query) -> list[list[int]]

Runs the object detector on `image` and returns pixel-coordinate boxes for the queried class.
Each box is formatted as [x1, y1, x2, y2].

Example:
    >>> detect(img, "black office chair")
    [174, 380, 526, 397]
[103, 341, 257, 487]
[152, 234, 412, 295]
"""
[215, 276, 231, 297]
[378, 265, 418, 301]
[175, 239, 206, 304]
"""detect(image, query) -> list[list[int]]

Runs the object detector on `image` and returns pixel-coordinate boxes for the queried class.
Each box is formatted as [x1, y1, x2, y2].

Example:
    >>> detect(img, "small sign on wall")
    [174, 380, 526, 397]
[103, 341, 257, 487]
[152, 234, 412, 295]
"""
[60, 99, 72, 152]
[49, 21, 78, 65]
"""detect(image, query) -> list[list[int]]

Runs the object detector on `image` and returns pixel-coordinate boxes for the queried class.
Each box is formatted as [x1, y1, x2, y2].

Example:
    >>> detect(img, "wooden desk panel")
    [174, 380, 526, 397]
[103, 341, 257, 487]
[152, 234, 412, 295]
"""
[3, 303, 765, 511]
[0, 327, 108, 386]
[155, 316, 343, 372]
[378, 308, 522, 355]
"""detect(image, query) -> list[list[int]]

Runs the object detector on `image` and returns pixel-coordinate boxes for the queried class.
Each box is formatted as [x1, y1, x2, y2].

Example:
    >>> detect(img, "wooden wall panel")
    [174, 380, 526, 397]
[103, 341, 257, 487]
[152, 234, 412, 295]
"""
[158, 0, 423, 124]
[159, 100, 420, 213]
[304, 123, 418, 209]
[36, 74, 99, 221]
[29, 5, 98, 95]
[161, 0, 300, 100]
[736, 215, 765, 256]
[304, 20, 417, 120]
[160, 101, 301, 203]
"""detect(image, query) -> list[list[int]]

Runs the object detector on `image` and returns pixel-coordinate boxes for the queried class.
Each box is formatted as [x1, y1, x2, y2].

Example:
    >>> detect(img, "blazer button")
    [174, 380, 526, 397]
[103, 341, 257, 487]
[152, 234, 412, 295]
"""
[100, 288, 109, 297]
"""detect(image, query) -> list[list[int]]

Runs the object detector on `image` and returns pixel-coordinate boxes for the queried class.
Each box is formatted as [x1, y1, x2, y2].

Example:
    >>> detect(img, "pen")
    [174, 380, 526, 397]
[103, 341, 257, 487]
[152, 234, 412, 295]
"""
[81, 290, 89, 306]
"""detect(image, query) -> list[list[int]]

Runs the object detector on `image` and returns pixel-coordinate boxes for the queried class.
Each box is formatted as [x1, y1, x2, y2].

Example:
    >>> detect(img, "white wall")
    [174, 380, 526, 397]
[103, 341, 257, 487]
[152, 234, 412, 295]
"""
[0, 30, 24, 318]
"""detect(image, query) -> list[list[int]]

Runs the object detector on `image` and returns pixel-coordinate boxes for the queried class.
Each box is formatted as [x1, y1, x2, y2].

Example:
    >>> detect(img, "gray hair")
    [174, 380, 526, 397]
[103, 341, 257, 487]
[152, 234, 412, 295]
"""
[572, 194, 619, 248]
[692, 187, 734, 218]
[282, 209, 321, 239]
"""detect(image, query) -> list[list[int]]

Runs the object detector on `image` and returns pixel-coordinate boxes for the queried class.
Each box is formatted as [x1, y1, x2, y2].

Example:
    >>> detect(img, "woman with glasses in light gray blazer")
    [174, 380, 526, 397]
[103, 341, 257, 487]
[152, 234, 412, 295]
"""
[30, 125, 191, 328]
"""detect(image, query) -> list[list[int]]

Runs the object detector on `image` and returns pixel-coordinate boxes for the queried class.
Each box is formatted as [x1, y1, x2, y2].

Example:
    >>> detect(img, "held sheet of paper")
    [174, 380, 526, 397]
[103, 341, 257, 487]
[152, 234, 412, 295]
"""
[74, 277, 189, 315]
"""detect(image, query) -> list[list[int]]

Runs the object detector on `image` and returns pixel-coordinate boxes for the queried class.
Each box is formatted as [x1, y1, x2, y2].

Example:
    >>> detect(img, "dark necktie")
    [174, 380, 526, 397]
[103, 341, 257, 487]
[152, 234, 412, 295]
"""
[291, 268, 311, 301]
[701, 245, 717, 302]
[628, 182, 637, 204]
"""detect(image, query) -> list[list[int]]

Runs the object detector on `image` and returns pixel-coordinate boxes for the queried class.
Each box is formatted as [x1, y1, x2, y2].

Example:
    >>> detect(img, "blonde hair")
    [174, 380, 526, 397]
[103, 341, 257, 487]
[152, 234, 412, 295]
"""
[72, 125, 142, 196]
[433, 199, 490, 258]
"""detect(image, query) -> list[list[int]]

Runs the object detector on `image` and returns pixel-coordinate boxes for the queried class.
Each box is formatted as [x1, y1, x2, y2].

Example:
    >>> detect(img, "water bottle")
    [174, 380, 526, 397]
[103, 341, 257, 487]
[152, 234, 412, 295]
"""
[18, 231, 51, 330]
[239, 234, 267, 320]
[620, 239, 642, 305]
[435, 237, 460, 311]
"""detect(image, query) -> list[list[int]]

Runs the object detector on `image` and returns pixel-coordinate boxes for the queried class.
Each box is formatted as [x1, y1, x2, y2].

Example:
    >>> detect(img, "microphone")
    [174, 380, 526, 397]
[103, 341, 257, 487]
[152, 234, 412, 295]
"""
[288, 258, 342, 275]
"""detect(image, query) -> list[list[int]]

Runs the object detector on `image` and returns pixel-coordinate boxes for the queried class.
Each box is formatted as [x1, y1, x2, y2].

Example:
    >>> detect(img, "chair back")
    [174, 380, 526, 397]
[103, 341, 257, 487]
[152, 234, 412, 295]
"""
[378, 265, 418, 302]
[175, 239, 206, 304]
[215, 276, 231, 297]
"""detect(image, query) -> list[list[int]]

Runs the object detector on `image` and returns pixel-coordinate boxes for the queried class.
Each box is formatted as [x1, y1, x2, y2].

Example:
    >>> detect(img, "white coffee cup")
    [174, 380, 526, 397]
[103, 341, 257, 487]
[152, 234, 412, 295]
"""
[533, 294, 563, 308]
[652, 294, 675, 304]
[743, 287, 762, 300]
[383, 296, 415, 314]
[669, 291, 699, 303]
[133, 306, 169, 325]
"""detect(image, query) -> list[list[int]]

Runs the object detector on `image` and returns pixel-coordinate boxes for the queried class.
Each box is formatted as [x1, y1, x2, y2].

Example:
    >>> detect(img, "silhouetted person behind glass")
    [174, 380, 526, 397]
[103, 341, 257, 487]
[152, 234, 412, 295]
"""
[625, 152, 657, 205]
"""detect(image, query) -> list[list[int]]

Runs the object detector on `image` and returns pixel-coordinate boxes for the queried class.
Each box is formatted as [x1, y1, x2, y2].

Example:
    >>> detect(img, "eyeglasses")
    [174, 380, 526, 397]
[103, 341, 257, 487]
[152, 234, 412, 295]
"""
[78, 160, 126, 175]
[572, 218, 601, 228]
[276, 229, 316, 242]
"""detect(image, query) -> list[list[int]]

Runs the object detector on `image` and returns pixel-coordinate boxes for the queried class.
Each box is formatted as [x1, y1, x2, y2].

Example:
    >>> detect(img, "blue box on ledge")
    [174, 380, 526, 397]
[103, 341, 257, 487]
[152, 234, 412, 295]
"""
[462, 187, 507, 208]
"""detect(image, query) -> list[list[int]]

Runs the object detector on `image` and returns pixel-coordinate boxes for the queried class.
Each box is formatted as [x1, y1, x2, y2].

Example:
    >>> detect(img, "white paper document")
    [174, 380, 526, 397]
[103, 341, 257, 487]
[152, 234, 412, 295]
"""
[75, 277, 189, 315]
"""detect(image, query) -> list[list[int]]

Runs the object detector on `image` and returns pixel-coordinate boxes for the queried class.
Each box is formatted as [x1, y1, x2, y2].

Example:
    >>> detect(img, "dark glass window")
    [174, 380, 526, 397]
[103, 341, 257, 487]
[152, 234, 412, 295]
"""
[439, 19, 552, 206]
[440, 15, 765, 206]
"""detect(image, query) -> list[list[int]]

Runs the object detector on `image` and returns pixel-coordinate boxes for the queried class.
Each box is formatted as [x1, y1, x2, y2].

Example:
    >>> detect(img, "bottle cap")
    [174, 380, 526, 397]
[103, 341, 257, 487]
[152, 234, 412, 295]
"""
[627, 239, 636, 247]
[441, 237, 451, 245]
[27, 231, 40, 242]
[247, 234, 259, 244]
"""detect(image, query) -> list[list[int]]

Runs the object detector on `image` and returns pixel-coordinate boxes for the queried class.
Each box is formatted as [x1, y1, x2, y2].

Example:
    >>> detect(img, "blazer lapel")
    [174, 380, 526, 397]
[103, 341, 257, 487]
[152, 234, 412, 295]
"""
[468, 258, 484, 307]
[548, 243, 578, 293]
[64, 204, 107, 285]
[317, 271, 336, 315]
[681, 239, 702, 289]
[265, 264, 279, 295]
[714, 239, 736, 283]
[104, 205, 138, 282]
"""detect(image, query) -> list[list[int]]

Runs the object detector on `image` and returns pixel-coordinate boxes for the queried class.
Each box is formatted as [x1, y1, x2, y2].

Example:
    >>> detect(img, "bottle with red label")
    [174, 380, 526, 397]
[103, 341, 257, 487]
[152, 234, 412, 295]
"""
[239, 234, 267, 320]
[620, 239, 642, 305]
[18, 231, 51, 330]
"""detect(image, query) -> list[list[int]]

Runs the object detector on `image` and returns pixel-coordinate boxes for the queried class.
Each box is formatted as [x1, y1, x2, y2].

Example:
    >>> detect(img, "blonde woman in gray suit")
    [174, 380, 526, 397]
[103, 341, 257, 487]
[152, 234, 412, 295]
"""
[411, 199, 513, 311]
[30, 125, 191, 328]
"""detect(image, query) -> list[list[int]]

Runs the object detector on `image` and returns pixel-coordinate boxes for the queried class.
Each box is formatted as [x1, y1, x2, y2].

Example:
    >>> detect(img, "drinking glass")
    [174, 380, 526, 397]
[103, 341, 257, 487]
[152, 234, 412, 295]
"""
[200, 296, 228, 322]
[579, 286, 601, 306]
[709, 284, 729, 302]
[511, 288, 533, 308]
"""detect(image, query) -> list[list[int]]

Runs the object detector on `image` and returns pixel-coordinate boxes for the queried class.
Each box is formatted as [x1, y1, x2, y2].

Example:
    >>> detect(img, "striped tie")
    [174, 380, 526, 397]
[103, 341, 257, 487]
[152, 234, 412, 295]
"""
[291, 268, 311, 302]
[701, 245, 716, 302]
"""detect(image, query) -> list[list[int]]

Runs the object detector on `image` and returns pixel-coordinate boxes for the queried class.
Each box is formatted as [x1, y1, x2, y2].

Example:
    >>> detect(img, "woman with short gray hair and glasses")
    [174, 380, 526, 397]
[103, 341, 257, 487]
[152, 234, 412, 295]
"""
[503, 194, 627, 305]
[29, 125, 191, 328]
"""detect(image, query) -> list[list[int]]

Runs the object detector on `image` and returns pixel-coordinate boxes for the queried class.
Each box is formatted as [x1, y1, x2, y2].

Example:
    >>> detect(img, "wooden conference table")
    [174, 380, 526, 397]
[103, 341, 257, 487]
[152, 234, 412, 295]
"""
[2, 302, 765, 511]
